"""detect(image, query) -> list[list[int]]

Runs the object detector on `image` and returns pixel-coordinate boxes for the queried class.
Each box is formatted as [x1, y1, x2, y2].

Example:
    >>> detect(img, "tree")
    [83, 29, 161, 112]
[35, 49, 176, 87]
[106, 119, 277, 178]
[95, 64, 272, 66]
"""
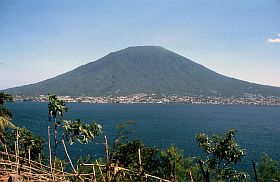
[0, 110, 15, 132]
[114, 140, 160, 172]
[6, 127, 45, 162]
[48, 94, 103, 145]
[18, 127, 45, 161]
[0, 92, 15, 146]
[0, 92, 14, 129]
[0, 92, 13, 105]
[159, 145, 186, 181]
[184, 156, 204, 182]
[257, 153, 280, 181]
[0, 94, 45, 163]
[196, 129, 248, 181]
[47, 94, 103, 174]
[110, 120, 135, 160]
[48, 94, 68, 165]
[63, 119, 102, 145]
[105, 121, 162, 181]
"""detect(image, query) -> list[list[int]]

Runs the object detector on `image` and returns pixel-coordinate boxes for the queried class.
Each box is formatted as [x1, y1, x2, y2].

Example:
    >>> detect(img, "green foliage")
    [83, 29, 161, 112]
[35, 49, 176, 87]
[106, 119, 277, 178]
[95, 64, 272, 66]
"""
[196, 129, 249, 181]
[0, 92, 13, 105]
[76, 155, 94, 174]
[257, 153, 280, 181]
[48, 94, 68, 120]
[68, 156, 105, 182]
[47, 93, 103, 180]
[0, 92, 15, 145]
[0, 106, 13, 120]
[159, 146, 205, 181]
[48, 94, 69, 163]
[159, 145, 186, 181]
[113, 140, 160, 174]
[113, 141, 206, 182]
[109, 123, 252, 181]
[115, 120, 135, 145]
[54, 158, 67, 171]
[48, 94, 102, 145]
[0, 108, 15, 145]
[184, 157, 204, 181]
[4, 127, 45, 162]
[109, 120, 135, 164]
[196, 129, 245, 167]
[17, 127, 45, 161]
[0, 113, 15, 131]
[111, 122, 203, 181]
[63, 119, 102, 145]
[0, 92, 14, 128]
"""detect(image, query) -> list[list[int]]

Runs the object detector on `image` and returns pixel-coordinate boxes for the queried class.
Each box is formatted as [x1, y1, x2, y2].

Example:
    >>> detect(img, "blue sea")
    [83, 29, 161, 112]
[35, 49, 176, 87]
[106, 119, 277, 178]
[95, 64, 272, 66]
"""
[6, 102, 280, 173]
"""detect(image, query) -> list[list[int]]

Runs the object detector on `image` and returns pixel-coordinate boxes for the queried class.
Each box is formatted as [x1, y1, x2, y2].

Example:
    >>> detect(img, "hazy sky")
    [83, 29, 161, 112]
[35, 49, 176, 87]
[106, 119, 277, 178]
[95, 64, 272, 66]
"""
[1, 0, 279, 90]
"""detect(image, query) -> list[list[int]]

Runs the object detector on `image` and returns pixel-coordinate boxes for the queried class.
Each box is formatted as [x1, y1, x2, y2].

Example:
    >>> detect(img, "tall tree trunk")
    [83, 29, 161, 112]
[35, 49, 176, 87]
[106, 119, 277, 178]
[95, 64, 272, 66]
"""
[48, 126, 54, 181]
[199, 160, 210, 182]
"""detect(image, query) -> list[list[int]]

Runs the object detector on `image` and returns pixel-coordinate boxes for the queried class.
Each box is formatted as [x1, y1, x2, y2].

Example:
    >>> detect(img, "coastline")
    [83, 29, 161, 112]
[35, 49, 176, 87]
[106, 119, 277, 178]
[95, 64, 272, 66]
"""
[12, 93, 280, 106]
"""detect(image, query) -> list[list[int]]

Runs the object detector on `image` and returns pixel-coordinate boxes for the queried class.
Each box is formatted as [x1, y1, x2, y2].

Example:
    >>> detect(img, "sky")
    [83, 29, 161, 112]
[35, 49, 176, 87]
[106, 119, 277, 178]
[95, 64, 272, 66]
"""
[0, 0, 279, 90]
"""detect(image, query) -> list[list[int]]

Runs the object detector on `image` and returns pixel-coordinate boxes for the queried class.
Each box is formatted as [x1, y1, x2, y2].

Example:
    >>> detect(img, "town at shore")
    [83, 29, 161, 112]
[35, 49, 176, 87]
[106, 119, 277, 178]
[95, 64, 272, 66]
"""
[13, 93, 280, 106]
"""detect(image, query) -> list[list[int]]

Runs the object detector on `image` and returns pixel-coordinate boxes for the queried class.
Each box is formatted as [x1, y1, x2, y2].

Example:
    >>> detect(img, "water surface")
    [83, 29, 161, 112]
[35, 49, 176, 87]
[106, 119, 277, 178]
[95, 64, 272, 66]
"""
[7, 102, 280, 172]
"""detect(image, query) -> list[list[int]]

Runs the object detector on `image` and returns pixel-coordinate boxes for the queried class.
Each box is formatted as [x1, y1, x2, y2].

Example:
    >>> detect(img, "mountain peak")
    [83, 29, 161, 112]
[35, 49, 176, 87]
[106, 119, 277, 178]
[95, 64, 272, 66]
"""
[113, 46, 170, 55]
[125, 45, 166, 50]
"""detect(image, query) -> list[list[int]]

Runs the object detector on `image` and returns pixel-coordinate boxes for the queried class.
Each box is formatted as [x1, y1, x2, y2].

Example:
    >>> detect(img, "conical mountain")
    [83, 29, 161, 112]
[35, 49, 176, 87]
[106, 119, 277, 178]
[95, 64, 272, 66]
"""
[4, 46, 280, 97]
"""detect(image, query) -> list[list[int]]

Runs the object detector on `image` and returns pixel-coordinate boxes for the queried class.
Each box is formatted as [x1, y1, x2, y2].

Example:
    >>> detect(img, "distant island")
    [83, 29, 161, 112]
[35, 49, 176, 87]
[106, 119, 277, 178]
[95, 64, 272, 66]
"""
[3, 46, 280, 101]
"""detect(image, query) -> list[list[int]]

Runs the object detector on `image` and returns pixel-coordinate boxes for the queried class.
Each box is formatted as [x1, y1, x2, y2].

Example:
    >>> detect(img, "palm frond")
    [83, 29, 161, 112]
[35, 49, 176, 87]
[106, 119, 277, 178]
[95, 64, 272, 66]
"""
[0, 116, 15, 131]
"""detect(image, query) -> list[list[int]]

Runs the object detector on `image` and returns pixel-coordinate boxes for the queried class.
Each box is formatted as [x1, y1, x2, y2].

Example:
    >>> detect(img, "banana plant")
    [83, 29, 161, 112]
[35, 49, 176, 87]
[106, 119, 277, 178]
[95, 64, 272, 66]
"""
[63, 119, 102, 145]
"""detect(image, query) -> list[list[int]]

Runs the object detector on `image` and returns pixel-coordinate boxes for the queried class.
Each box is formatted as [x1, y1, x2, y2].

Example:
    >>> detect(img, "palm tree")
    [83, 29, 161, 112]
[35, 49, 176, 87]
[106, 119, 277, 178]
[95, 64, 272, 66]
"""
[0, 92, 15, 145]
[48, 94, 68, 166]
[0, 92, 14, 126]
[0, 112, 14, 130]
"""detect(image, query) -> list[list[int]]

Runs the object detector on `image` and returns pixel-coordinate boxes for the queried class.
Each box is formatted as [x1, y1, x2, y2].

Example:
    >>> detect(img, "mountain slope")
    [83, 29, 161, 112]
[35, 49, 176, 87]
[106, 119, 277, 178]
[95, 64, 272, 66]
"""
[4, 46, 280, 97]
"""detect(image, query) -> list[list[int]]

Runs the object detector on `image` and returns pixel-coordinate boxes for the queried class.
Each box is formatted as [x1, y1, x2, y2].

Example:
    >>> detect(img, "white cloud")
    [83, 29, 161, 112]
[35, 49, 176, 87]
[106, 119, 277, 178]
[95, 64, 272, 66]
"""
[267, 33, 280, 43]
[267, 38, 280, 43]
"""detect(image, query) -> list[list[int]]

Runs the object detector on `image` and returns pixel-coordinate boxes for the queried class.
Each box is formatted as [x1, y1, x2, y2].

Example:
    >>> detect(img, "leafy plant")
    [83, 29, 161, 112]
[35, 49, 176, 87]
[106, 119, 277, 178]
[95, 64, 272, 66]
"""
[159, 145, 186, 181]
[48, 94, 68, 165]
[0, 92, 15, 130]
[48, 94, 68, 120]
[196, 129, 248, 181]
[17, 127, 45, 162]
[257, 153, 280, 181]
[0, 92, 13, 105]
[184, 156, 204, 182]
[63, 119, 102, 145]
[0, 92, 15, 147]
[47, 94, 103, 175]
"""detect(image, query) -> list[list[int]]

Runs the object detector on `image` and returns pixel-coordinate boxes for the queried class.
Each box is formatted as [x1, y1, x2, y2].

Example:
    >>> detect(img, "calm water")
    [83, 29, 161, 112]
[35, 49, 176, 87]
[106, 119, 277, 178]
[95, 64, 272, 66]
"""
[6, 102, 280, 172]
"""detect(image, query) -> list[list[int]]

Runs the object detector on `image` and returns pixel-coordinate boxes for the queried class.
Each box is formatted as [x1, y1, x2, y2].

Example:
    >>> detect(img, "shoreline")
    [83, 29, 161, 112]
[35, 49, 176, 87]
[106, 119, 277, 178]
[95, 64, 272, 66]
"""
[12, 93, 280, 106]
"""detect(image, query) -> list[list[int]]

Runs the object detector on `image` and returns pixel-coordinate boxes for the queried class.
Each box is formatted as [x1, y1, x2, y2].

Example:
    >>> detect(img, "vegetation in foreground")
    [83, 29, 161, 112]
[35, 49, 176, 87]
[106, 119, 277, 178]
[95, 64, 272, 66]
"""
[0, 92, 279, 181]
